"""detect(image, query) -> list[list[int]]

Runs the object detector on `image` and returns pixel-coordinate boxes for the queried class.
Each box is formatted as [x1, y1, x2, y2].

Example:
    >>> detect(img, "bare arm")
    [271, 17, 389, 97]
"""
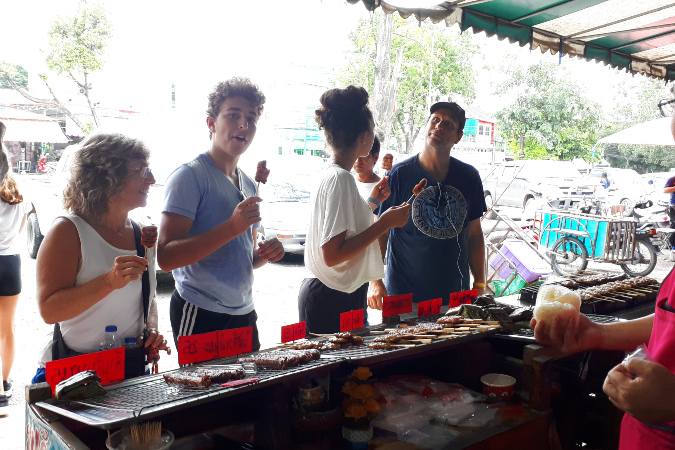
[157, 197, 261, 271]
[664, 186, 675, 194]
[532, 313, 653, 355]
[36, 219, 147, 324]
[467, 219, 486, 287]
[322, 221, 390, 268]
[322, 203, 410, 268]
[595, 315, 654, 351]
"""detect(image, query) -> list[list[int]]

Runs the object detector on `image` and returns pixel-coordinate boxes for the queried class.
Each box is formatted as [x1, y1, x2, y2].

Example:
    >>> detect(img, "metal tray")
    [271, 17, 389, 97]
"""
[36, 356, 339, 429]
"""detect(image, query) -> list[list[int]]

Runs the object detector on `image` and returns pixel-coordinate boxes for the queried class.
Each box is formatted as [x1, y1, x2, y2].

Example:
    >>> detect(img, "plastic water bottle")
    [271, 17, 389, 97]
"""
[123, 336, 138, 349]
[99, 325, 118, 350]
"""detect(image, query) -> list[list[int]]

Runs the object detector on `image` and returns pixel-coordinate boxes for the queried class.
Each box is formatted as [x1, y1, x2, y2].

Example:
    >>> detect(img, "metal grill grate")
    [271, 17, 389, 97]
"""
[37, 357, 338, 428]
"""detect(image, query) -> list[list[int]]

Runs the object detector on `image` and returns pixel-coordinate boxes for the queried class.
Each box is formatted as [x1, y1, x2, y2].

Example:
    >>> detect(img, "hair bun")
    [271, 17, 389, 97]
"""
[320, 86, 368, 112]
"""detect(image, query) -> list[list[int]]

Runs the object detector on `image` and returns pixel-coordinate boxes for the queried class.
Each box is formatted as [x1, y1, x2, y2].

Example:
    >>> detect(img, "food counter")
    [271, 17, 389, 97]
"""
[26, 292, 643, 450]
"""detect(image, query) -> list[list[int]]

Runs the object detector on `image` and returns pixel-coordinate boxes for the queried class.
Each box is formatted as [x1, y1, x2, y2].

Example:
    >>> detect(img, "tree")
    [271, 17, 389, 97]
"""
[497, 62, 601, 161]
[45, 1, 111, 130]
[340, 11, 476, 153]
[0, 63, 28, 89]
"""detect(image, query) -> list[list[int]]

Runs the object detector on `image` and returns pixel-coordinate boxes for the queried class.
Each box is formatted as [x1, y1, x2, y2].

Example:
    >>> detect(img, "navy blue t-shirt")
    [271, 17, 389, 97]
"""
[666, 176, 675, 205]
[379, 155, 486, 302]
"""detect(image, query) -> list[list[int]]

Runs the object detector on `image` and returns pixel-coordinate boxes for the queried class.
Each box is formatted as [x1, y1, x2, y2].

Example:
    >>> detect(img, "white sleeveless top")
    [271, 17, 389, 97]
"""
[40, 215, 150, 364]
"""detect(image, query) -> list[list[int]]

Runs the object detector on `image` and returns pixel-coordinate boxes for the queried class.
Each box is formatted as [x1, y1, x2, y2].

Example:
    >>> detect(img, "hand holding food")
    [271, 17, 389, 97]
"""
[255, 160, 270, 184]
[407, 178, 428, 203]
[229, 196, 262, 234]
[369, 176, 390, 204]
[380, 202, 411, 229]
[105, 255, 148, 290]
[533, 284, 581, 322]
[141, 225, 158, 249]
[257, 237, 285, 263]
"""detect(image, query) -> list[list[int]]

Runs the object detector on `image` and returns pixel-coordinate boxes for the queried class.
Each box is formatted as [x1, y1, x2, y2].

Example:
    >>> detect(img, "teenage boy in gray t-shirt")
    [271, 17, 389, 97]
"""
[158, 78, 284, 350]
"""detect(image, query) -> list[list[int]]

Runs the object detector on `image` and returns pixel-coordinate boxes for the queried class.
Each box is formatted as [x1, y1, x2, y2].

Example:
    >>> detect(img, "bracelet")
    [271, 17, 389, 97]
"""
[367, 196, 381, 208]
[473, 282, 486, 289]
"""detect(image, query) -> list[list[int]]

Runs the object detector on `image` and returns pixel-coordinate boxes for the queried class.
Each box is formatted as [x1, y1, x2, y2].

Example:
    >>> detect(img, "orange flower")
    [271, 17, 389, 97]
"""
[365, 398, 381, 414]
[342, 381, 357, 396]
[352, 367, 373, 381]
[352, 384, 376, 401]
[344, 404, 368, 420]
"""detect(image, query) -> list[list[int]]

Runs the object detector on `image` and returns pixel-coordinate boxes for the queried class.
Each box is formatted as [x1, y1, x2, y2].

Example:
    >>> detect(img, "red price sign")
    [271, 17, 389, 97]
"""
[178, 326, 254, 365]
[383, 293, 413, 318]
[417, 297, 443, 317]
[281, 321, 307, 343]
[340, 309, 366, 332]
[45, 347, 125, 394]
[449, 289, 478, 307]
[178, 330, 220, 365]
[352, 309, 365, 329]
[218, 326, 254, 358]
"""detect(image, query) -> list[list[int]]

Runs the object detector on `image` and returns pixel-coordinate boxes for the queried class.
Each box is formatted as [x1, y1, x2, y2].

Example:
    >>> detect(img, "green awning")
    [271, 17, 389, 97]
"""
[348, 0, 675, 81]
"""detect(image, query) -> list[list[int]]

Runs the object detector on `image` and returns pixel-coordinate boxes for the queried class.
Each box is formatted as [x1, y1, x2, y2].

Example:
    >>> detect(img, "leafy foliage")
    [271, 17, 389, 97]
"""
[45, 2, 111, 128]
[0, 63, 28, 88]
[497, 62, 601, 161]
[340, 11, 476, 153]
[46, 3, 110, 75]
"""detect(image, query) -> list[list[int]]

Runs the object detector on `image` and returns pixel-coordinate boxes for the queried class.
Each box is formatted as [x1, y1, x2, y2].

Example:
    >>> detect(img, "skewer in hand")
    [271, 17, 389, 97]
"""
[140, 224, 158, 263]
[255, 160, 270, 194]
[407, 178, 428, 204]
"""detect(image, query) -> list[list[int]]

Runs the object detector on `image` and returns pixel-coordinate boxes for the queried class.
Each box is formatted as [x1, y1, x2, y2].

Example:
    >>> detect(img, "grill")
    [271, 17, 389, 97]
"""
[518, 274, 659, 315]
[496, 314, 619, 340]
[37, 357, 339, 429]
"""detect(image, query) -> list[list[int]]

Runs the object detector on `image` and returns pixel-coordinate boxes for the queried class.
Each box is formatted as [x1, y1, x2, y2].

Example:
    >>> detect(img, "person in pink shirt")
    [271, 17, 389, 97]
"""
[533, 92, 675, 449]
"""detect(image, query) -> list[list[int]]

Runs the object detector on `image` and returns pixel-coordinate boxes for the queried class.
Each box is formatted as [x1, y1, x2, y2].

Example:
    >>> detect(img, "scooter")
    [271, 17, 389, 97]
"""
[633, 200, 675, 256]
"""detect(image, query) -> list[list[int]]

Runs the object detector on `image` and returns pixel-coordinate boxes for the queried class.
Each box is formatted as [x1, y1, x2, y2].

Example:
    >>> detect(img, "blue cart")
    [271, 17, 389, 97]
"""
[536, 210, 657, 277]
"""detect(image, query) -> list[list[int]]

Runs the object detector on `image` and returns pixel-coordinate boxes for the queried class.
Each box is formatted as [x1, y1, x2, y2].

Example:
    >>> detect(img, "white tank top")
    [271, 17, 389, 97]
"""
[40, 215, 144, 363]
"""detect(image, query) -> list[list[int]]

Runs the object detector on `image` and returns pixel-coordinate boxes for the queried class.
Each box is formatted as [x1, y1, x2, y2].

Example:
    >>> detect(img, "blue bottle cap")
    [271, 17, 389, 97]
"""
[105, 325, 118, 333]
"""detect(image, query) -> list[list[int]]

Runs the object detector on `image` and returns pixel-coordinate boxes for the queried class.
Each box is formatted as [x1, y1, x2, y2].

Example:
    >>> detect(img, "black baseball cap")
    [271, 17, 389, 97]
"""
[429, 101, 466, 129]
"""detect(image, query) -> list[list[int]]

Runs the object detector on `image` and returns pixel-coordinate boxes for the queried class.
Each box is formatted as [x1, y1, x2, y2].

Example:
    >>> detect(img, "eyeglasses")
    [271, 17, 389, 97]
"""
[658, 98, 675, 117]
[130, 166, 154, 180]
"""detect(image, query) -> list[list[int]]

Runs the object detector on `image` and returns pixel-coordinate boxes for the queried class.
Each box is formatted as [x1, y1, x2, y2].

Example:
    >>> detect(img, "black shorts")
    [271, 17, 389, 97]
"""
[298, 278, 368, 334]
[169, 290, 260, 351]
[0, 254, 21, 296]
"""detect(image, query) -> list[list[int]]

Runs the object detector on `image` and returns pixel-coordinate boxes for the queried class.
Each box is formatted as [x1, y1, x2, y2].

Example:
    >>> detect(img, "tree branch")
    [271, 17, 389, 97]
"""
[40, 75, 84, 136]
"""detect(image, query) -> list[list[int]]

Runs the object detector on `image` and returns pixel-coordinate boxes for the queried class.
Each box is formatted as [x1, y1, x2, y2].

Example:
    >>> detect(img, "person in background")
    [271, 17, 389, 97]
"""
[600, 172, 611, 189]
[664, 173, 675, 259]
[369, 101, 487, 308]
[0, 122, 27, 415]
[300, 86, 410, 333]
[158, 78, 284, 350]
[353, 134, 388, 208]
[532, 92, 675, 450]
[34, 133, 168, 382]
[381, 152, 394, 176]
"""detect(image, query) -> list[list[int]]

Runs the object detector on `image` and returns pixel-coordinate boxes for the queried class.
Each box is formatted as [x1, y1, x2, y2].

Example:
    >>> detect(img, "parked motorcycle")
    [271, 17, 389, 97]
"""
[632, 199, 674, 256]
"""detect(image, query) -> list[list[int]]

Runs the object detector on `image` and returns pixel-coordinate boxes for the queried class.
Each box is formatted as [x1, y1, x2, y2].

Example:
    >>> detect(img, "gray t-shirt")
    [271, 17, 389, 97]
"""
[163, 153, 258, 315]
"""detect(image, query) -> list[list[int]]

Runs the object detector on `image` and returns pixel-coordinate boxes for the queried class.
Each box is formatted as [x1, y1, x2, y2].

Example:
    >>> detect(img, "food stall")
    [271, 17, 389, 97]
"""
[26, 280, 648, 450]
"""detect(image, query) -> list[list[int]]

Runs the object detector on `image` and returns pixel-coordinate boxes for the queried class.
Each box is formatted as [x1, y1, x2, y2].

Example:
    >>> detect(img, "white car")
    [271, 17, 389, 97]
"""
[253, 156, 327, 255]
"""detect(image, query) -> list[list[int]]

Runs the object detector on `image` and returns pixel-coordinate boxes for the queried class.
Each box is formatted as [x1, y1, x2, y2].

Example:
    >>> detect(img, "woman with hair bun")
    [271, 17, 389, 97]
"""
[0, 122, 27, 413]
[299, 86, 411, 333]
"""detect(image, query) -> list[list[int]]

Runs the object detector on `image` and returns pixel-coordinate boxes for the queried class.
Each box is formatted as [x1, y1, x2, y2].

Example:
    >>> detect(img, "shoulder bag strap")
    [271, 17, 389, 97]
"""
[131, 220, 150, 323]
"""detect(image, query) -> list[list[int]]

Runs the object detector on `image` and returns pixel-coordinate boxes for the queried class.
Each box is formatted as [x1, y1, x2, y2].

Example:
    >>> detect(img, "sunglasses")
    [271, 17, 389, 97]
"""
[658, 98, 675, 117]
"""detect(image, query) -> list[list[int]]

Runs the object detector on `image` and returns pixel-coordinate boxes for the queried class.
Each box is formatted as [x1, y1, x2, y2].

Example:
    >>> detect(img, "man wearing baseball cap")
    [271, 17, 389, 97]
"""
[370, 101, 487, 307]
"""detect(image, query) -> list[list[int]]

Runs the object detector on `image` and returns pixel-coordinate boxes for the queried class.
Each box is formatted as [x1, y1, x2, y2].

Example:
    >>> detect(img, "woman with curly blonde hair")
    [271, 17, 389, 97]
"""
[33, 133, 169, 383]
[0, 121, 27, 414]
